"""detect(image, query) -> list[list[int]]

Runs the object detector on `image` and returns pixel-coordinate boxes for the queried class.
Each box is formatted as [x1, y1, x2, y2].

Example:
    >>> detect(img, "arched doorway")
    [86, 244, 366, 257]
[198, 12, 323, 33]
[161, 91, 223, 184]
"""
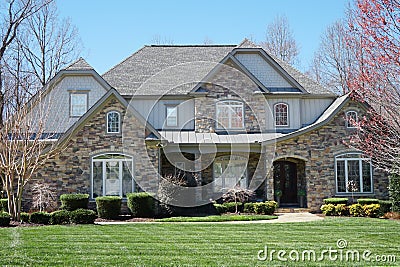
[274, 161, 298, 204]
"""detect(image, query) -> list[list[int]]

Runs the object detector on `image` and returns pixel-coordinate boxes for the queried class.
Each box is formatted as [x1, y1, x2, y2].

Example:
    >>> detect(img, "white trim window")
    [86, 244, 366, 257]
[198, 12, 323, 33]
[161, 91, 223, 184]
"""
[346, 110, 358, 129]
[213, 155, 247, 191]
[335, 153, 373, 193]
[92, 153, 135, 198]
[166, 105, 178, 127]
[216, 100, 244, 129]
[107, 111, 120, 133]
[274, 103, 289, 126]
[70, 93, 88, 117]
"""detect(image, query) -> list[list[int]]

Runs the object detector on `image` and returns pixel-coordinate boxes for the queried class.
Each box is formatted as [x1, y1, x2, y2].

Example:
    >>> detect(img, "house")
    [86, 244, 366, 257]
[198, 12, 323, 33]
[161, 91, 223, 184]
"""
[27, 39, 388, 212]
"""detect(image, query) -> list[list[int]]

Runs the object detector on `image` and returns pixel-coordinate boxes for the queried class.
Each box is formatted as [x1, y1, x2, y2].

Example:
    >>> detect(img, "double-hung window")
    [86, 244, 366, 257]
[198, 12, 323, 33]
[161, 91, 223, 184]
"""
[70, 93, 88, 117]
[166, 105, 178, 127]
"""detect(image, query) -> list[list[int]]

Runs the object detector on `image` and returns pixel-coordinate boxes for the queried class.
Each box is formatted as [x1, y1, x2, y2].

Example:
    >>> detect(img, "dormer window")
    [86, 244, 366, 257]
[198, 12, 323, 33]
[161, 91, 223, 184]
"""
[70, 93, 88, 117]
[216, 100, 244, 130]
[346, 110, 358, 129]
[274, 103, 289, 126]
[107, 111, 120, 133]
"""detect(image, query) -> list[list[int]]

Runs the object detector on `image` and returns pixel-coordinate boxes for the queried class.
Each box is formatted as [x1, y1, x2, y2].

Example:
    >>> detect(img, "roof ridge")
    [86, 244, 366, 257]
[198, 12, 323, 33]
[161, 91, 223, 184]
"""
[147, 44, 236, 47]
[102, 46, 147, 76]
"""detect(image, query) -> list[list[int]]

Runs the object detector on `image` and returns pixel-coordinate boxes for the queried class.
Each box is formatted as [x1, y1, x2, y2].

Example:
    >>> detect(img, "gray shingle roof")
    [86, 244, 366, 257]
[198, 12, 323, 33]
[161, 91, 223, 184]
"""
[102, 45, 235, 95]
[102, 39, 333, 96]
[65, 57, 94, 71]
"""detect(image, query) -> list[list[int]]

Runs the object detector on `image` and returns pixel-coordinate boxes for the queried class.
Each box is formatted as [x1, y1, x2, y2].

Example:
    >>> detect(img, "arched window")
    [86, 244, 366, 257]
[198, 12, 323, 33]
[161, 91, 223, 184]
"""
[107, 111, 120, 133]
[346, 110, 358, 129]
[216, 100, 244, 129]
[335, 153, 372, 193]
[91, 153, 135, 198]
[274, 103, 289, 126]
[213, 155, 248, 191]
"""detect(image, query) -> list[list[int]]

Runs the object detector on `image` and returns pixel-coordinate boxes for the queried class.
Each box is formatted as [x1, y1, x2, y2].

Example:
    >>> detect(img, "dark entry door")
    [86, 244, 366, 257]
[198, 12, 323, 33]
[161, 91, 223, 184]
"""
[274, 161, 298, 204]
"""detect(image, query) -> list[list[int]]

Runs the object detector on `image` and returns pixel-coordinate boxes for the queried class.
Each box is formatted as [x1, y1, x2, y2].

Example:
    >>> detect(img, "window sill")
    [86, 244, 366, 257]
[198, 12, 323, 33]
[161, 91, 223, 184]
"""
[334, 193, 375, 197]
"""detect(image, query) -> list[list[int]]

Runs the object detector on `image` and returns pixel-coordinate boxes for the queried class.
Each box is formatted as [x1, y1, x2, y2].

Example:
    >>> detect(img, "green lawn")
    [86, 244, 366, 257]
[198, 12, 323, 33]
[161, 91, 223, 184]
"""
[156, 214, 277, 222]
[0, 217, 399, 266]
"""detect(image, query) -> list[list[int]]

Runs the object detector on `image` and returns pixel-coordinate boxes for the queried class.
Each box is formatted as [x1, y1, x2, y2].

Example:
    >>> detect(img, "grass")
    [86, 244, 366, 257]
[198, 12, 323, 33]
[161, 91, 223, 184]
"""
[156, 214, 277, 222]
[0, 217, 398, 266]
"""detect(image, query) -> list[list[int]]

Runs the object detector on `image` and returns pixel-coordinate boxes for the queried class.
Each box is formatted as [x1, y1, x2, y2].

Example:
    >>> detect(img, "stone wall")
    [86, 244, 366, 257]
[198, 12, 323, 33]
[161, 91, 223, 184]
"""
[272, 100, 389, 211]
[194, 60, 267, 133]
[24, 94, 159, 210]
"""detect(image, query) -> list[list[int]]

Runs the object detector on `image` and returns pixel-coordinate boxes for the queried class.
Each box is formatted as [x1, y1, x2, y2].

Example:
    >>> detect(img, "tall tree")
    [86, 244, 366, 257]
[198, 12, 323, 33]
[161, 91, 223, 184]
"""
[260, 15, 299, 65]
[18, 1, 81, 86]
[347, 0, 400, 176]
[0, 91, 63, 220]
[308, 19, 357, 95]
[0, 0, 52, 125]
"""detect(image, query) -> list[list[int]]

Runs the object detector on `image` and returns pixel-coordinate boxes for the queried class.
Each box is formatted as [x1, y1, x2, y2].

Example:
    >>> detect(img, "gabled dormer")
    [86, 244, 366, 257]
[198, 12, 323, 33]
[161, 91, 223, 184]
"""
[30, 58, 112, 134]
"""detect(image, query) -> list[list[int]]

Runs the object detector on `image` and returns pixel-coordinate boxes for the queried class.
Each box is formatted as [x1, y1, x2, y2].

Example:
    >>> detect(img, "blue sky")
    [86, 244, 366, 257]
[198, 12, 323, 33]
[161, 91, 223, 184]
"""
[57, 0, 349, 74]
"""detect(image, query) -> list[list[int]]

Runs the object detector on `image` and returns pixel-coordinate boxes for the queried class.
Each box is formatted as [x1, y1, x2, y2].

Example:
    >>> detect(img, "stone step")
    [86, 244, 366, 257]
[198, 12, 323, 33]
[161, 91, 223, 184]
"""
[276, 207, 311, 213]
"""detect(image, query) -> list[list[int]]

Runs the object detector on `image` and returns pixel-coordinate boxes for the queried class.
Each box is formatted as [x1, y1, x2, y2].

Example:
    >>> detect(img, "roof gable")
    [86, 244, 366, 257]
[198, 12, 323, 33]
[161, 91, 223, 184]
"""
[65, 57, 94, 71]
[58, 89, 160, 144]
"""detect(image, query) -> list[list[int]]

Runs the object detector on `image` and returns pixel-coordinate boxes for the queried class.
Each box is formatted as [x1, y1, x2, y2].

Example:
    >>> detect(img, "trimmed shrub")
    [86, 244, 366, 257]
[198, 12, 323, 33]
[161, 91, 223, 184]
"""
[323, 198, 348, 205]
[349, 204, 364, 217]
[20, 212, 30, 223]
[60, 194, 89, 211]
[0, 211, 10, 227]
[335, 204, 349, 216]
[70, 209, 97, 224]
[243, 203, 255, 213]
[50, 210, 71, 225]
[0, 199, 8, 212]
[357, 198, 379, 205]
[95, 196, 121, 219]
[379, 200, 392, 214]
[127, 192, 155, 218]
[30, 211, 51, 224]
[213, 204, 227, 214]
[223, 202, 243, 213]
[320, 204, 336, 216]
[254, 201, 277, 215]
[363, 204, 381, 218]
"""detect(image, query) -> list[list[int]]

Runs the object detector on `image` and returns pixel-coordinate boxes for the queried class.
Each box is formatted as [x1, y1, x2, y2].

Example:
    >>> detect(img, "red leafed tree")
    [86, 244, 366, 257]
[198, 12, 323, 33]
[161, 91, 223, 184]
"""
[347, 0, 400, 175]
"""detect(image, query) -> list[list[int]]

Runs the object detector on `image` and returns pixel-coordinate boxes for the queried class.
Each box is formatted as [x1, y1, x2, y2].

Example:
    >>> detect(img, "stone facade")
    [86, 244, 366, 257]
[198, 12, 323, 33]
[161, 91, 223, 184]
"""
[272, 101, 389, 211]
[194, 60, 267, 133]
[24, 94, 159, 210]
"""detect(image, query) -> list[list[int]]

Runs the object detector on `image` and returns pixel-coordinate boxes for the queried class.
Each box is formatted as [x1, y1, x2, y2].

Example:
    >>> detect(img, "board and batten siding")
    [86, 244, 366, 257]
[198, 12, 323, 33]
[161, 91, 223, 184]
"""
[301, 98, 334, 126]
[266, 98, 301, 130]
[131, 99, 195, 130]
[31, 75, 108, 133]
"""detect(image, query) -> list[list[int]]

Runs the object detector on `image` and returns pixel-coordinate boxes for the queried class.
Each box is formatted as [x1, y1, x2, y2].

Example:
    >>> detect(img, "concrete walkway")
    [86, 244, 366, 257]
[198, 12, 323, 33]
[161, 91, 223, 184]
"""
[95, 212, 324, 225]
